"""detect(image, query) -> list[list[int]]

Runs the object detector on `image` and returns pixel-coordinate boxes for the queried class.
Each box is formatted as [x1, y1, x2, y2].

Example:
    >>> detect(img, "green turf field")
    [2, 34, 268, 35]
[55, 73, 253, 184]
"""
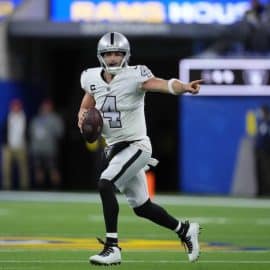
[0, 192, 269, 270]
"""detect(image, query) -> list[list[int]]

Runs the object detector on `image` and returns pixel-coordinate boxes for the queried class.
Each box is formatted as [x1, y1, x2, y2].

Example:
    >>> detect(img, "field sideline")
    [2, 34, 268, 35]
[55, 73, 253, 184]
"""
[0, 191, 270, 270]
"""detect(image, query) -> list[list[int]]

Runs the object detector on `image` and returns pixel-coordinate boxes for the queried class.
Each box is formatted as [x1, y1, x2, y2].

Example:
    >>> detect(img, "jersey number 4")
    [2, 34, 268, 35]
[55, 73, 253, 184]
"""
[101, 96, 122, 128]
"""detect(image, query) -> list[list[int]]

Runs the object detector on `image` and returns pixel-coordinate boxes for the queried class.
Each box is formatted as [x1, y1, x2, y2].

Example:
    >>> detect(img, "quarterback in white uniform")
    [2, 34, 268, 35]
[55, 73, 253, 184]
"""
[80, 65, 153, 149]
[78, 32, 203, 266]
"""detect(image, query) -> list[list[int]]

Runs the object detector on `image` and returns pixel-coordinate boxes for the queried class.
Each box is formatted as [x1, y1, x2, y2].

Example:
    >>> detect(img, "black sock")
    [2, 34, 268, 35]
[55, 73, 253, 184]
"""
[98, 179, 119, 234]
[133, 199, 179, 230]
[106, 237, 118, 246]
[176, 221, 190, 238]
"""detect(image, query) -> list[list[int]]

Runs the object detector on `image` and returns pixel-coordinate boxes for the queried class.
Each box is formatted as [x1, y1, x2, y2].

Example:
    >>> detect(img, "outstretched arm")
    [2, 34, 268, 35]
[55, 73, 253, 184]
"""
[78, 93, 96, 131]
[142, 77, 203, 95]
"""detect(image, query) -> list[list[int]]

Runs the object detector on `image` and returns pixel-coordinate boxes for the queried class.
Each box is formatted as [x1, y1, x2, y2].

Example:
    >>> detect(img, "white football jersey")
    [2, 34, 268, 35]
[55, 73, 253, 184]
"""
[80, 65, 154, 148]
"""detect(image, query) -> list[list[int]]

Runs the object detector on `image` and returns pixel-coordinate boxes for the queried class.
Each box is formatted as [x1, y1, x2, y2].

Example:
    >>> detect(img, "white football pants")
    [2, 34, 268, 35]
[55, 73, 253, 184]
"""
[101, 143, 151, 208]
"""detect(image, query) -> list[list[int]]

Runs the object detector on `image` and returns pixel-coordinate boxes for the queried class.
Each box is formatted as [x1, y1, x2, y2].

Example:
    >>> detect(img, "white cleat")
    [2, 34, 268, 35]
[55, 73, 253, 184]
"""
[179, 221, 200, 262]
[89, 238, 121, 266]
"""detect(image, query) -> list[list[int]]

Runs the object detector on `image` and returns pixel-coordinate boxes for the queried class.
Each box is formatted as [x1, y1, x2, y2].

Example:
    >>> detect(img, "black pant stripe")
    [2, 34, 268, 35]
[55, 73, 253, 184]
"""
[111, 149, 143, 183]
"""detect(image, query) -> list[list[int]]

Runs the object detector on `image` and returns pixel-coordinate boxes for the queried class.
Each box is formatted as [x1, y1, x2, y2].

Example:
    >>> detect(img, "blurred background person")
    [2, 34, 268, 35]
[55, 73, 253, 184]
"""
[197, 0, 270, 57]
[1, 98, 29, 190]
[242, 0, 270, 54]
[29, 99, 64, 190]
[255, 105, 270, 196]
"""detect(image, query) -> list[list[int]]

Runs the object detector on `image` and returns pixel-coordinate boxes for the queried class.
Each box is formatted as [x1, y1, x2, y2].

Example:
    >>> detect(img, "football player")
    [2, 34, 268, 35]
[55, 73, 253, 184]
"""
[78, 32, 202, 266]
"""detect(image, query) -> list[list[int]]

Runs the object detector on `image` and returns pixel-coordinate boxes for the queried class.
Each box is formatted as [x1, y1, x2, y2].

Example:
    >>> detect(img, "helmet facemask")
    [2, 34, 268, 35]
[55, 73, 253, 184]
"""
[97, 32, 131, 75]
[98, 51, 130, 75]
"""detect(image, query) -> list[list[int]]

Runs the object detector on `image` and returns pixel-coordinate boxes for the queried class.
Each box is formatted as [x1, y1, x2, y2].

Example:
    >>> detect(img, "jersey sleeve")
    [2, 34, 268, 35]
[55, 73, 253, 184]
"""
[80, 70, 88, 91]
[136, 65, 154, 83]
[80, 70, 93, 95]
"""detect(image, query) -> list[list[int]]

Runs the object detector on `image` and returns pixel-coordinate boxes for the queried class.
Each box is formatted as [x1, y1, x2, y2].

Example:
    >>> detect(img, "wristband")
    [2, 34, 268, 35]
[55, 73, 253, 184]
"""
[168, 78, 178, 95]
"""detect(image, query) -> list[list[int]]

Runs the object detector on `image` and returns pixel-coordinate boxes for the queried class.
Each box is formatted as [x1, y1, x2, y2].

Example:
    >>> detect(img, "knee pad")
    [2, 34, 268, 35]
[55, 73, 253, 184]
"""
[133, 199, 151, 217]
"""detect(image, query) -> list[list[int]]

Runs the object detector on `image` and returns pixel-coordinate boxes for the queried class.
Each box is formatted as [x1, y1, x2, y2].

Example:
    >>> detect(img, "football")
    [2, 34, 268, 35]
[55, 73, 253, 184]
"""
[81, 107, 103, 143]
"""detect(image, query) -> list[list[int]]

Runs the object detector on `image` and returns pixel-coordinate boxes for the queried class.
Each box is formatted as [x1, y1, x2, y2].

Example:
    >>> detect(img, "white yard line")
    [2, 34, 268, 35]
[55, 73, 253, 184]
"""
[125, 260, 270, 264]
[0, 249, 269, 253]
[0, 191, 270, 208]
[0, 259, 270, 264]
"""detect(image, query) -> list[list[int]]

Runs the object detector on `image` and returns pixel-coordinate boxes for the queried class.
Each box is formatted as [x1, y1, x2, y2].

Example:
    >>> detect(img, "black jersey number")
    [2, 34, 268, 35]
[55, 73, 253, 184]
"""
[101, 96, 122, 128]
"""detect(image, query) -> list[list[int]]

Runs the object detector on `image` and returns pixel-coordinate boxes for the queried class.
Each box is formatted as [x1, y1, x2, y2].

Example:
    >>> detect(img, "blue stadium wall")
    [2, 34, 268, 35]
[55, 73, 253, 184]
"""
[179, 95, 270, 195]
[0, 81, 37, 130]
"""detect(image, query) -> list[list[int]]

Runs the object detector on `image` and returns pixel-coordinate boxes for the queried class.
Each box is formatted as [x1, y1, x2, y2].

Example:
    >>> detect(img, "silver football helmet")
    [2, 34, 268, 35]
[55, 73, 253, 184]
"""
[97, 32, 130, 75]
